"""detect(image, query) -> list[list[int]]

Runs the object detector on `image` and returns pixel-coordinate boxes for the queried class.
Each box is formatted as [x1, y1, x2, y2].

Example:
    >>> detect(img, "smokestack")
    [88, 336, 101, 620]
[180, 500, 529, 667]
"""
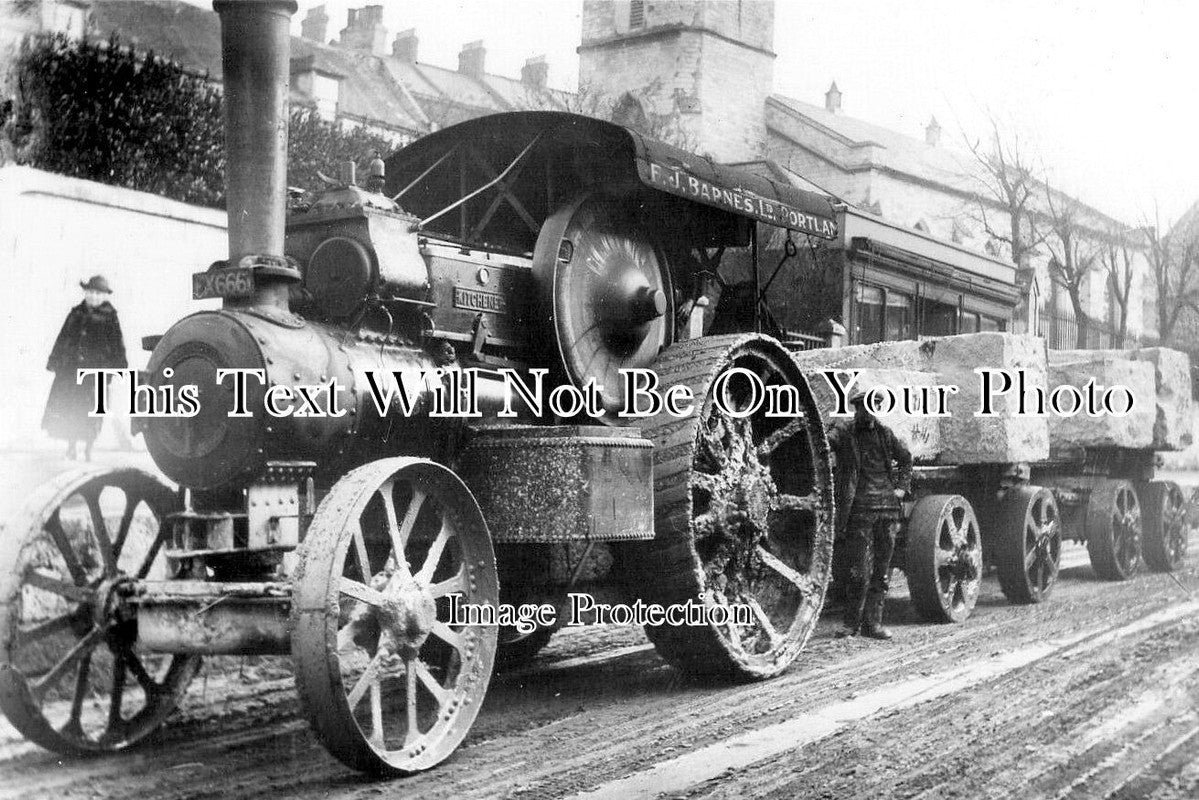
[213, 0, 299, 309]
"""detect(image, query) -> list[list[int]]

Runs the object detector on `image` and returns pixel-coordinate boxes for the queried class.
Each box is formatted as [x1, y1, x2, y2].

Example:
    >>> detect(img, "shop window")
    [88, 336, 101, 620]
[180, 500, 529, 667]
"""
[885, 290, 914, 341]
[960, 311, 980, 334]
[980, 315, 1003, 332]
[921, 298, 958, 337]
[854, 283, 884, 344]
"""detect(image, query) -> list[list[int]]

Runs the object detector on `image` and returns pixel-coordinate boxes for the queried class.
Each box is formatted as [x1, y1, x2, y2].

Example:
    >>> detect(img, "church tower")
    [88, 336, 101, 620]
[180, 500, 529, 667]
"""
[577, 0, 775, 163]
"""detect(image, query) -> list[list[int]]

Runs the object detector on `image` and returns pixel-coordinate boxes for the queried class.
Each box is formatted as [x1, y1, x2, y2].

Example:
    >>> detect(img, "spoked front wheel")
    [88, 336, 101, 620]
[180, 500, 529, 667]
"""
[292, 458, 498, 775]
[0, 465, 199, 755]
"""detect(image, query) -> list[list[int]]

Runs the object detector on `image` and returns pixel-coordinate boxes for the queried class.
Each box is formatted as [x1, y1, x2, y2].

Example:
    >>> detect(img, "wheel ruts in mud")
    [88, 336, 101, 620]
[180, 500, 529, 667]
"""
[531, 191, 674, 418]
[624, 334, 833, 680]
[995, 485, 1061, 604]
[1140, 480, 1188, 572]
[906, 495, 982, 624]
[0, 465, 199, 754]
[1086, 479, 1142, 581]
[291, 458, 498, 775]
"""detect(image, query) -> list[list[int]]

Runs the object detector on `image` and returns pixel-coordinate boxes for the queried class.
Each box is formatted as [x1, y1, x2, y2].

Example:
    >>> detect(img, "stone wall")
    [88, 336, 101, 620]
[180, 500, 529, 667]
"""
[0, 166, 225, 448]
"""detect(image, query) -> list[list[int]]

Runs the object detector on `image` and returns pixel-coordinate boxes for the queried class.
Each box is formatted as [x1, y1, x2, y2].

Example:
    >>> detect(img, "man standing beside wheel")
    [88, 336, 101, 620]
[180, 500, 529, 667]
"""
[827, 387, 913, 640]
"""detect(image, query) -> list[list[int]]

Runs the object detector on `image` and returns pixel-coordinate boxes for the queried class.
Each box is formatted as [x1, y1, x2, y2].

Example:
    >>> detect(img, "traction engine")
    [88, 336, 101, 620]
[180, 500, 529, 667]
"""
[0, 0, 842, 773]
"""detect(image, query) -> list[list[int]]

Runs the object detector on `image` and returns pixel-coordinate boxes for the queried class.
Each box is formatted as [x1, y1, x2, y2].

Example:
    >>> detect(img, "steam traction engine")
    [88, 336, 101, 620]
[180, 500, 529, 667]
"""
[0, 0, 839, 773]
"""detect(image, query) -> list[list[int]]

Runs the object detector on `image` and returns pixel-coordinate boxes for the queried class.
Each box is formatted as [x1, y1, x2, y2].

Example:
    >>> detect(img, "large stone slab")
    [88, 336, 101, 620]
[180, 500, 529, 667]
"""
[926, 333, 1050, 464]
[795, 333, 1051, 463]
[1046, 351, 1155, 449]
[1129, 348, 1192, 450]
[807, 368, 943, 463]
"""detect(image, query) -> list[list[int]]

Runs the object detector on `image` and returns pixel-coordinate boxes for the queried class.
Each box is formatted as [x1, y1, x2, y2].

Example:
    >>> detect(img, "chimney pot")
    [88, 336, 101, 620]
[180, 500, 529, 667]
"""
[925, 115, 942, 147]
[301, 4, 329, 43]
[521, 55, 548, 89]
[392, 28, 418, 62]
[339, 4, 388, 57]
[824, 81, 841, 114]
[459, 40, 486, 79]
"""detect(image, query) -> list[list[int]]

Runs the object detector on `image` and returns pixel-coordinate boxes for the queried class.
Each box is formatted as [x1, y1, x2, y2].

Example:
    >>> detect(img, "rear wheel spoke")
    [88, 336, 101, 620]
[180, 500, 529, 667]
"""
[756, 544, 815, 598]
[32, 628, 101, 702]
[44, 513, 86, 586]
[84, 492, 117, 575]
[25, 569, 94, 603]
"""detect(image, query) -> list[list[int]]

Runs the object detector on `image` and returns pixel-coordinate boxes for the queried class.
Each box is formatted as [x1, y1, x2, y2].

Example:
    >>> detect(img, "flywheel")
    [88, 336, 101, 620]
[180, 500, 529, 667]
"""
[532, 191, 674, 417]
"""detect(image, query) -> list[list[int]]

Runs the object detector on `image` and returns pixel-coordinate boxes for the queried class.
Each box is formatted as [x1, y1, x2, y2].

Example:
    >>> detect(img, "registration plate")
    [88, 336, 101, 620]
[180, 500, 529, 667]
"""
[193, 267, 254, 300]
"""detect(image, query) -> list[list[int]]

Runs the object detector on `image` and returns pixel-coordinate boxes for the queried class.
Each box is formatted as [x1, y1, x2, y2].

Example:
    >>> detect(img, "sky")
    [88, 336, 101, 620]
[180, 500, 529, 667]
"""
[189, 0, 1199, 228]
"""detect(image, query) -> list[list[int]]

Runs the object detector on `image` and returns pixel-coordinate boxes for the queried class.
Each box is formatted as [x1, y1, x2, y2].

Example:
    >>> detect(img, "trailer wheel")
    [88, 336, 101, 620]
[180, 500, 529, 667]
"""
[0, 465, 199, 755]
[995, 486, 1061, 604]
[625, 334, 834, 680]
[906, 495, 982, 623]
[1140, 481, 1188, 572]
[291, 458, 497, 775]
[1086, 479, 1142, 581]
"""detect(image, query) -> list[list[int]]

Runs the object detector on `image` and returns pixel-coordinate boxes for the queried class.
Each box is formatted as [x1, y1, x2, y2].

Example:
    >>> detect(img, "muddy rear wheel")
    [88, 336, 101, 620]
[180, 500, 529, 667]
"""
[625, 334, 834, 680]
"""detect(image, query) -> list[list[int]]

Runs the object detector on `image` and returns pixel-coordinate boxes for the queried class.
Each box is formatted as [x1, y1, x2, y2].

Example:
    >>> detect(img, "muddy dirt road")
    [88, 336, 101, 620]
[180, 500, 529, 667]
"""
[2, 535, 1197, 800]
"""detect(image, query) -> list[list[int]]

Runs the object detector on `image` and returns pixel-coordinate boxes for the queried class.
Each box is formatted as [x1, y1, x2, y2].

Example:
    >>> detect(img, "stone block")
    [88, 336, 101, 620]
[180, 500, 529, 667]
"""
[1046, 352, 1155, 449]
[806, 368, 943, 463]
[925, 333, 1050, 464]
[1129, 348, 1192, 450]
[797, 333, 1052, 463]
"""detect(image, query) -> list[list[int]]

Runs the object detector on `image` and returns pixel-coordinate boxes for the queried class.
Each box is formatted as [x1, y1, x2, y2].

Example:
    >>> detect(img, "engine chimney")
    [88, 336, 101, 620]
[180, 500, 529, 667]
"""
[213, 0, 298, 310]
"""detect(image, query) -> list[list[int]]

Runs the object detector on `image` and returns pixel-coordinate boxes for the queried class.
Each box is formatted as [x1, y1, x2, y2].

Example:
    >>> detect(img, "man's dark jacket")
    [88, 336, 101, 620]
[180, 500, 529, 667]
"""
[826, 417, 913, 535]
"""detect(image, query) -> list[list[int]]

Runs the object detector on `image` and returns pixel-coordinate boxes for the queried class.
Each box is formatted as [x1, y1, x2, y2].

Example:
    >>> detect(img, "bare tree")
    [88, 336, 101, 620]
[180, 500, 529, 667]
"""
[1100, 226, 1136, 346]
[963, 117, 1046, 266]
[1043, 184, 1101, 348]
[1143, 206, 1199, 345]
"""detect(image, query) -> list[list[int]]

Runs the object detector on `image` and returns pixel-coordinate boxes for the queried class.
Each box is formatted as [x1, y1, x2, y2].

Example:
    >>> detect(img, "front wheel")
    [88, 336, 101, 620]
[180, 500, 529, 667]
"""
[291, 458, 498, 775]
[0, 466, 198, 755]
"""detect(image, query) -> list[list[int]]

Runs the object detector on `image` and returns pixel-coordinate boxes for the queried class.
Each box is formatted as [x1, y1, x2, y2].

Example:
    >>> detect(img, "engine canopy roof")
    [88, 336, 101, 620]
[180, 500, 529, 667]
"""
[385, 111, 838, 255]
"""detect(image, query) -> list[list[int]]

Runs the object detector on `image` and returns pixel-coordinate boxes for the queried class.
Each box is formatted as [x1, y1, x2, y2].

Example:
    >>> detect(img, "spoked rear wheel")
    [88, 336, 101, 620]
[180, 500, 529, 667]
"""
[905, 495, 982, 624]
[1140, 481, 1188, 572]
[292, 458, 498, 774]
[995, 486, 1061, 604]
[1086, 479, 1142, 581]
[626, 334, 834, 680]
[0, 465, 198, 754]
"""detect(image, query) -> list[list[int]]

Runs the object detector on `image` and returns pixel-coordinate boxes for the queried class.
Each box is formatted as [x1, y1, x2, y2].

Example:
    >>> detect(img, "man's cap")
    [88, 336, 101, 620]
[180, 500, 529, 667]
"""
[80, 275, 113, 293]
[848, 386, 868, 404]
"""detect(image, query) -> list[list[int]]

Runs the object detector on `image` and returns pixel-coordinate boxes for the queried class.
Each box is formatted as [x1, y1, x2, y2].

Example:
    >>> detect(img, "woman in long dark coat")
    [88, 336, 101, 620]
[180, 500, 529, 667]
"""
[42, 275, 127, 460]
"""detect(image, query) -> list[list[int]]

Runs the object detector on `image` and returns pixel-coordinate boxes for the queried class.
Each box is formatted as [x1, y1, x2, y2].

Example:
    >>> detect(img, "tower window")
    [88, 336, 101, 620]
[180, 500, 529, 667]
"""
[630, 0, 646, 28]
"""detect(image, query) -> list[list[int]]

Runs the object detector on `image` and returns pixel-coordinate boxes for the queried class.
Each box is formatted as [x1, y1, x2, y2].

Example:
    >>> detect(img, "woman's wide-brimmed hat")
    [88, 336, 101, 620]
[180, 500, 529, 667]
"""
[80, 275, 113, 294]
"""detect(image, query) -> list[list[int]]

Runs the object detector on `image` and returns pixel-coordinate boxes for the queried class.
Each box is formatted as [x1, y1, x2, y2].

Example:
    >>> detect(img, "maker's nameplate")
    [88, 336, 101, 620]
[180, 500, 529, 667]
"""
[453, 286, 508, 314]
